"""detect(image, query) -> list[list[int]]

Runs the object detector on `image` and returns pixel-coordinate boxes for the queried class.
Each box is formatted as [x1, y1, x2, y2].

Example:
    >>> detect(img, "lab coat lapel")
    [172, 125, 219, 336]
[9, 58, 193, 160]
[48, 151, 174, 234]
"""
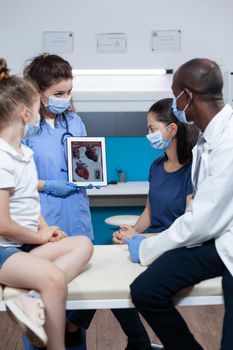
[191, 105, 233, 188]
[198, 106, 233, 185]
[203, 104, 233, 149]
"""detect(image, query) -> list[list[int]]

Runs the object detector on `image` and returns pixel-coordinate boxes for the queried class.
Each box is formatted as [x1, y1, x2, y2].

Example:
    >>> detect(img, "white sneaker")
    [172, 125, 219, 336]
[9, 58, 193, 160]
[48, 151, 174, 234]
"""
[5, 294, 47, 348]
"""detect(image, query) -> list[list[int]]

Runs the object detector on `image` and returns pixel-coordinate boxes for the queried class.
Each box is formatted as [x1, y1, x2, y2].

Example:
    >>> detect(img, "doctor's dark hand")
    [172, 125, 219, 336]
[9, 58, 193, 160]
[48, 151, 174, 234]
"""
[43, 179, 77, 197]
[124, 235, 146, 263]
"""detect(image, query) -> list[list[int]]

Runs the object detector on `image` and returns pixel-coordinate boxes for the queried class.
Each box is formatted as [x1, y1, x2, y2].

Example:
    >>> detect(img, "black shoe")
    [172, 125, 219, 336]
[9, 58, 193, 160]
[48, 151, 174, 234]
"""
[65, 326, 84, 348]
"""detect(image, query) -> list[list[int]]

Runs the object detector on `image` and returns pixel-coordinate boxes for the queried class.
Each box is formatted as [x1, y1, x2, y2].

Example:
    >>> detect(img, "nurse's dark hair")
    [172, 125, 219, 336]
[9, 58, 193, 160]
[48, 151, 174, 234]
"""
[176, 58, 223, 100]
[23, 53, 72, 90]
[23, 53, 73, 120]
[0, 58, 38, 131]
[149, 98, 199, 164]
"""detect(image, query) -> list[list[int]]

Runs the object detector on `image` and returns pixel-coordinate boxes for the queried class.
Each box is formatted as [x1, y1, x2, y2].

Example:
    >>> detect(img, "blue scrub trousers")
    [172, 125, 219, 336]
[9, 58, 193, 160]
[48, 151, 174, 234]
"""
[130, 240, 233, 350]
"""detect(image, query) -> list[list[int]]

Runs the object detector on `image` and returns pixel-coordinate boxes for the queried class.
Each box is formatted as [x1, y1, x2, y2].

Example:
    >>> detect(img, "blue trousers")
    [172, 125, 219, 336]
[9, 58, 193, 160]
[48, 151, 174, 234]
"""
[130, 240, 233, 350]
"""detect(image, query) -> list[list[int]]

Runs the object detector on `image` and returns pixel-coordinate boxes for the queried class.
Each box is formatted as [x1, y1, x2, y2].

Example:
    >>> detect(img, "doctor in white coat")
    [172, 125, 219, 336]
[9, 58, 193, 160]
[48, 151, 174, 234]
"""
[126, 58, 233, 350]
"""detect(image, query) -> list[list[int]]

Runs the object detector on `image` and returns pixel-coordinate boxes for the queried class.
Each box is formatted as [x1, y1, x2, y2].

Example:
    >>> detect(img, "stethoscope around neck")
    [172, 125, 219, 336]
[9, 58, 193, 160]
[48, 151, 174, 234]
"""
[60, 115, 73, 173]
[41, 103, 74, 145]
[60, 115, 73, 145]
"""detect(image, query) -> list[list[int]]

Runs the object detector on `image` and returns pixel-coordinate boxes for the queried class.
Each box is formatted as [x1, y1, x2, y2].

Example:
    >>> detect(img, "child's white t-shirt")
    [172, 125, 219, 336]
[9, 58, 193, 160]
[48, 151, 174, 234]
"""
[0, 138, 40, 247]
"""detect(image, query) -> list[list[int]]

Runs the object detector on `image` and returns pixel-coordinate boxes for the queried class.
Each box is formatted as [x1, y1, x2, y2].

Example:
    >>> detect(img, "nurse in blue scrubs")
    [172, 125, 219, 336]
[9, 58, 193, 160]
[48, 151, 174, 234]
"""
[23, 53, 92, 349]
[113, 98, 199, 244]
[23, 54, 93, 241]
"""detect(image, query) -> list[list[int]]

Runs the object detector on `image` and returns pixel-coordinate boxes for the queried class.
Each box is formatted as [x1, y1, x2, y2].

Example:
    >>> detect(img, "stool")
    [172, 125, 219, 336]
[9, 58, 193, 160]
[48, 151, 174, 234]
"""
[104, 215, 139, 227]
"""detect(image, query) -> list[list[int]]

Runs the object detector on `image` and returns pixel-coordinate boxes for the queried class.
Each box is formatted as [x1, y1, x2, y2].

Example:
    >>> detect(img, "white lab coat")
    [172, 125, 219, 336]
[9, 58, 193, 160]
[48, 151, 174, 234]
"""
[139, 104, 233, 277]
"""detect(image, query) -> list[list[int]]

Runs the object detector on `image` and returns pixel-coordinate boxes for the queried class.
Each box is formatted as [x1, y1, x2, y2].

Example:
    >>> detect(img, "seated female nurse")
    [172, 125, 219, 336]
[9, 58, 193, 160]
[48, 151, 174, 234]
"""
[113, 98, 199, 245]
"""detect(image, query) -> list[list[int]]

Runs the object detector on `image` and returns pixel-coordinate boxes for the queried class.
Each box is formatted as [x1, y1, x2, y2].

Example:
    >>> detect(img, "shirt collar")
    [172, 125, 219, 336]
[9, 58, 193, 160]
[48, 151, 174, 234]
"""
[203, 104, 233, 147]
[65, 110, 74, 119]
[0, 138, 33, 162]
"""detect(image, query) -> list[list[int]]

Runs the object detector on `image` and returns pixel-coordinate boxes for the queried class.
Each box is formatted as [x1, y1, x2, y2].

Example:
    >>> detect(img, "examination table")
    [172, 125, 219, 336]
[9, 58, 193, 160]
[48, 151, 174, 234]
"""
[0, 245, 223, 349]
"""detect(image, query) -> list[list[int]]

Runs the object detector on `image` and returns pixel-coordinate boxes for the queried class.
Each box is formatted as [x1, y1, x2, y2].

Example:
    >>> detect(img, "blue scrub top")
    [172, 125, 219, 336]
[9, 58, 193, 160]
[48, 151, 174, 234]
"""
[148, 156, 192, 233]
[23, 111, 93, 240]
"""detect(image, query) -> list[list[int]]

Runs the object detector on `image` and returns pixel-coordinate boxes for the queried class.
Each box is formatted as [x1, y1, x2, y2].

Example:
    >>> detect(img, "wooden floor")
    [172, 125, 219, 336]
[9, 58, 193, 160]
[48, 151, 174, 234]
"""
[0, 306, 224, 350]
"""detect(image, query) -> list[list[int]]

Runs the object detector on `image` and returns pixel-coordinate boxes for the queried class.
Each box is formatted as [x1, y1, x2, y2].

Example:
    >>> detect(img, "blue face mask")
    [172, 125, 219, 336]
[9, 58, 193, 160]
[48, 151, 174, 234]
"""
[23, 113, 41, 138]
[44, 95, 71, 115]
[146, 125, 172, 151]
[172, 90, 193, 124]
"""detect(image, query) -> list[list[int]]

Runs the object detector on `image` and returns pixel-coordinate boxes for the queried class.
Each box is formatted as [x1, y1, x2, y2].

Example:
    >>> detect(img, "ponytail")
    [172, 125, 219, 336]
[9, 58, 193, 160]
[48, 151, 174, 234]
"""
[149, 98, 199, 164]
[0, 58, 39, 130]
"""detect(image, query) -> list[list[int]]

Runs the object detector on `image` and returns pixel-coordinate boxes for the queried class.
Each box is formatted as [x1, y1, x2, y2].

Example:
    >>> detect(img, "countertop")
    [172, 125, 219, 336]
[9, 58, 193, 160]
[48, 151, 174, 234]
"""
[87, 181, 149, 196]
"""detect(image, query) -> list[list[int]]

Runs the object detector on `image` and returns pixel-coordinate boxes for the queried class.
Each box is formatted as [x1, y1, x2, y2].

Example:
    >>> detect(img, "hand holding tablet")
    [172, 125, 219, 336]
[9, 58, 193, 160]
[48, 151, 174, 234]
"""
[67, 137, 107, 187]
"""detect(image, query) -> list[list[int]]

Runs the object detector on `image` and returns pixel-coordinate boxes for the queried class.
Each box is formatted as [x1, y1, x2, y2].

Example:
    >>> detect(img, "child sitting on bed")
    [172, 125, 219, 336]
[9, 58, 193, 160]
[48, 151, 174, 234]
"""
[0, 58, 93, 350]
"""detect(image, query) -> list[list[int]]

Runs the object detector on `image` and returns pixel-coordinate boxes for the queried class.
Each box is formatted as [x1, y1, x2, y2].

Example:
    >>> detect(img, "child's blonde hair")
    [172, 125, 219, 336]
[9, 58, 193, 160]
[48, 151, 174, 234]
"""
[0, 58, 39, 130]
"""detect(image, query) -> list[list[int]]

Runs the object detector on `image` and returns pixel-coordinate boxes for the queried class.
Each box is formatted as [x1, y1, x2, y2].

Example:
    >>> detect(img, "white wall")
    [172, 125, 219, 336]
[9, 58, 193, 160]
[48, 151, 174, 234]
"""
[1, 0, 233, 74]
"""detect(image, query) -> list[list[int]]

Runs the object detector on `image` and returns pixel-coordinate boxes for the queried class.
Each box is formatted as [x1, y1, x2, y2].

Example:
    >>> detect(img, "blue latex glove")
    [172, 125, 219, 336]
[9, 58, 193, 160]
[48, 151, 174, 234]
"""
[76, 184, 101, 193]
[84, 184, 94, 189]
[85, 184, 101, 189]
[124, 235, 146, 263]
[44, 180, 77, 197]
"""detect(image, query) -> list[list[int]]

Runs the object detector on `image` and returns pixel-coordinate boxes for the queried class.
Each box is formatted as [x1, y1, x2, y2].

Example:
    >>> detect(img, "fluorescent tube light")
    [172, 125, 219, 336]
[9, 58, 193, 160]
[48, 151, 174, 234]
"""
[72, 69, 172, 76]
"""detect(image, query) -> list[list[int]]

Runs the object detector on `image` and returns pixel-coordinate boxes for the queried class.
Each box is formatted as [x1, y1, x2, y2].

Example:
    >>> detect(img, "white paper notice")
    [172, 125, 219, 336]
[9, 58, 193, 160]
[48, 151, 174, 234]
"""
[43, 31, 74, 54]
[96, 33, 127, 54]
[151, 30, 181, 52]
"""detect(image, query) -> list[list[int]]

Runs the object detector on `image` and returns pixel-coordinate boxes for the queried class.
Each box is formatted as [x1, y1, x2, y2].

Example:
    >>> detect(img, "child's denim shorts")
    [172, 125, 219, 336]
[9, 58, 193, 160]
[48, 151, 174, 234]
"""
[0, 244, 33, 267]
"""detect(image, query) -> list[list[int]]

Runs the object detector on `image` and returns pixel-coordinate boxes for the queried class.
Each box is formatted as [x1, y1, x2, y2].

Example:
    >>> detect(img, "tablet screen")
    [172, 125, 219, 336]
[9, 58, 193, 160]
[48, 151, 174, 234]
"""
[67, 137, 107, 186]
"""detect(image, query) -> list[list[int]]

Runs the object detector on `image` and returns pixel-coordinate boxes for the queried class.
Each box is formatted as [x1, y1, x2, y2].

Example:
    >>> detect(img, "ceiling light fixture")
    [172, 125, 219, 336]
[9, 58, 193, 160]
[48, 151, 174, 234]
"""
[72, 69, 173, 76]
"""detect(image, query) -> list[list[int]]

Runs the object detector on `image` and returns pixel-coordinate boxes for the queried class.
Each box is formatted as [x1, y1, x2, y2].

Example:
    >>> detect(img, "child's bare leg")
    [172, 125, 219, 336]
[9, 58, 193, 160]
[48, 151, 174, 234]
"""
[0, 252, 67, 350]
[30, 236, 93, 282]
[31, 236, 93, 343]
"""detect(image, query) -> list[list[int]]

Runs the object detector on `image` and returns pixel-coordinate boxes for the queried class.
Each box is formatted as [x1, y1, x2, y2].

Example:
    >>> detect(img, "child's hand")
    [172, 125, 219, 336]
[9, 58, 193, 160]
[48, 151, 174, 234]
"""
[37, 226, 57, 244]
[49, 227, 67, 242]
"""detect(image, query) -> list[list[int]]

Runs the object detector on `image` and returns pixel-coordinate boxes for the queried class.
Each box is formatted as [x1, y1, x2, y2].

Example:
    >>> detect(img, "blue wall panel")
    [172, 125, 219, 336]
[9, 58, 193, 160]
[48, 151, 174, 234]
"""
[105, 136, 162, 182]
[91, 206, 143, 245]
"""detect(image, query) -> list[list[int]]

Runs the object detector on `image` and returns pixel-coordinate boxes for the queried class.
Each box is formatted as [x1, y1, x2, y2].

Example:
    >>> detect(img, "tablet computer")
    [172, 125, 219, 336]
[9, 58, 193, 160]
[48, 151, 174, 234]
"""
[67, 137, 107, 186]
